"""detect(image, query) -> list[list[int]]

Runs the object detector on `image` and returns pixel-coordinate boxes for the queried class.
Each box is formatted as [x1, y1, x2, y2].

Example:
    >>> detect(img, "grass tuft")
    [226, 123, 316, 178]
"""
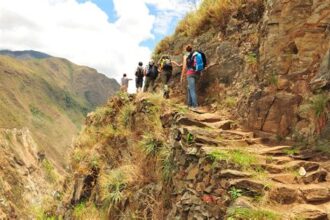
[207, 149, 257, 170]
[227, 207, 280, 220]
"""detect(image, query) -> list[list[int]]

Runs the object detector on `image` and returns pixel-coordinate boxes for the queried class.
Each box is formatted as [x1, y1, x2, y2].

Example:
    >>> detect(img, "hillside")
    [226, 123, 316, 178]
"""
[6, 0, 329, 219]
[0, 53, 119, 169]
[54, 93, 330, 219]
[46, 0, 330, 219]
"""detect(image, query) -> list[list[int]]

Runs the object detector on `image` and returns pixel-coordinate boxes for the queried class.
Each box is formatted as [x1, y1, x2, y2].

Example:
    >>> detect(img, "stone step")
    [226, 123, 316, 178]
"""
[219, 130, 255, 140]
[205, 120, 235, 130]
[269, 183, 330, 205]
[300, 169, 328, 184]
[269, 185, 299, 204]
[270, 174, 298, 184]
[218, 170, 253, 179]
[185, 112, 222, 123]
[301, 186, 330, 203]
[290, 204, 329, 220]
[176, 115, 210, 128]
[228, 179, 267, 197]
[260, 145, 294, 156]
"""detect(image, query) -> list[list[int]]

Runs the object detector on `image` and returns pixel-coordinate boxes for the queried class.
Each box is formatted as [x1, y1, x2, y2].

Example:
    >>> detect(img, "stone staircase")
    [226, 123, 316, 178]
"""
[170, 108, 330, 220]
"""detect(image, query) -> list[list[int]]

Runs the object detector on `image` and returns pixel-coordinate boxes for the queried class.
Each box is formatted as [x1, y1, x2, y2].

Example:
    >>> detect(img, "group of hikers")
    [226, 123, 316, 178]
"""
[121, 45, 206, 110]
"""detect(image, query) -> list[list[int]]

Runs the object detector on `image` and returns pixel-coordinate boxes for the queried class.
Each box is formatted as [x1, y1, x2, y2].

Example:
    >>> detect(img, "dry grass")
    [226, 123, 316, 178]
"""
[175, 0, 242, 36]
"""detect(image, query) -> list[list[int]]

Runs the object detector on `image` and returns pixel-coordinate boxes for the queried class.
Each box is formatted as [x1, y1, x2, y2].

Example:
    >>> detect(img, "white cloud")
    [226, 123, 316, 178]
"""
[0, 0, 195, 91]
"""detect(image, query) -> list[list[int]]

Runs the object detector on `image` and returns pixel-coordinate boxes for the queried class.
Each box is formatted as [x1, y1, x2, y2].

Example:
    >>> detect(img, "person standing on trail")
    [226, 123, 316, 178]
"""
[158, 55, 181, 99]
[135, 61, 144, 93]
[121, 73, 132, 93]
[181, 45, 207, 109]
[143, 59, 158, 92]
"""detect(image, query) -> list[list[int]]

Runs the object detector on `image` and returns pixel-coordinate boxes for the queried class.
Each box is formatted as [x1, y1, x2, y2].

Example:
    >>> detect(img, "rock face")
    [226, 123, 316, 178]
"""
[155, 0, 330, 139]
[0, 128, 58, 219]
[247, 0, 330, 136]
[61, 94, 330, 220]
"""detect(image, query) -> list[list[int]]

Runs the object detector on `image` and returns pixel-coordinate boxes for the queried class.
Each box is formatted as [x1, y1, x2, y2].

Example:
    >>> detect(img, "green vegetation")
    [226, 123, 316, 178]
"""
[298, 94, 329, 119]
[283, 147, 299, 156]
[187, 133, 195, 144]
[139, 134, 164, 157]
[227, 207, 280, 220]
[266, 72, 279, 87]
[310, 94, 329, 118]
[228, 187, 243, 200]
[72, 202, 106, 220]
[159, 147, 176, 183]
[246, 52, 257, 64]
[207, 149, 257, 170]
[223, 96, 237, 108]
[118, 103, 135, 129]
[99, 166, 136, 206]
[41, 159, 58, 183]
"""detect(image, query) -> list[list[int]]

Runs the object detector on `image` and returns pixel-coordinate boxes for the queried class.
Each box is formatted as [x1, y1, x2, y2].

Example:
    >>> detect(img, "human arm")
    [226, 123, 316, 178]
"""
[171, 60, 182, 67]
[181, 55, 187, 83]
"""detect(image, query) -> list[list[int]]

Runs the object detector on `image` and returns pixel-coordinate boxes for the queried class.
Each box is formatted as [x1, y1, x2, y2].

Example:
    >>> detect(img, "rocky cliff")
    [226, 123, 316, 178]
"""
[0, 128, 60, 219]
[57, 93, 330, 219]
[154, 0, 330, 143]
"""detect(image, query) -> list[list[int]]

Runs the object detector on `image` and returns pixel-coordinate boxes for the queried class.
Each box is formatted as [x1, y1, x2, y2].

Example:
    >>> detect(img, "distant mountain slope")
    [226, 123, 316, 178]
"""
[0, 49, 51, 59]
[0, 53, 119, 169]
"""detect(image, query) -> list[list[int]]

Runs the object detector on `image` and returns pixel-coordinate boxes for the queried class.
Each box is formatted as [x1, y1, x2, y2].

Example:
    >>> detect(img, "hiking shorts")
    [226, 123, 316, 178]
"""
[136, 77, 143, 89]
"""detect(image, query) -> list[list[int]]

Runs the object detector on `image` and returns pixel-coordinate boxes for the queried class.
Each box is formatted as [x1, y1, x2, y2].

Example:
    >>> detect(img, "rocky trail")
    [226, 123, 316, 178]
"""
[169, 105, 330, 219]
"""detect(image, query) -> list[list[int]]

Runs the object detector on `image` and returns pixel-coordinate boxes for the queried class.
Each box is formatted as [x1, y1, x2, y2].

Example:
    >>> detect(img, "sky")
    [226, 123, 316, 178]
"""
[0, 0, 199, 87]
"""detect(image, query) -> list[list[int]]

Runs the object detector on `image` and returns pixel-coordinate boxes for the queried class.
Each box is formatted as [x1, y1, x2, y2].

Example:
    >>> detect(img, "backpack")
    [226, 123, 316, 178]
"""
[161, 58, 173, 72]
[135, 66, 144, 78]
[187, 50, 207, 71]
[146, 65, 158, 79]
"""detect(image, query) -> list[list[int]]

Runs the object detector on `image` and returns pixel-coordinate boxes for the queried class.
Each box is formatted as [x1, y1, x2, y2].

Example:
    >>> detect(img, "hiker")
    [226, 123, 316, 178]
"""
[181, 45, 207, 109]
[135, 61, 144, 93]
[143, 59, 158, 92]
[158, 55, 181, 99]
[121, 73, 132, 93]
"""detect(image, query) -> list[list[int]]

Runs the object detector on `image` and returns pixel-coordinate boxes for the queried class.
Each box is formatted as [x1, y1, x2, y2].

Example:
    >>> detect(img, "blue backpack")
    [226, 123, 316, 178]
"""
[187, 51, 207, 71]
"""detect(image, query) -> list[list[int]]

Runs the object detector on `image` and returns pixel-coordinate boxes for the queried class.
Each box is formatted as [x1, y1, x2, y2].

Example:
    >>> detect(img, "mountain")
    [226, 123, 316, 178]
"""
[48, 0, 329, 219]
[0, 49, 51, 59]
[0, 52, 120, 170]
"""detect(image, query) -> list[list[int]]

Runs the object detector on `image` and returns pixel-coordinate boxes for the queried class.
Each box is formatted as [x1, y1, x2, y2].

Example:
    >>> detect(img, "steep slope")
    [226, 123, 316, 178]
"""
[0, 54, 119, 169]
[0, 128, 59, 219]
[153, 0, 330, 144]
[57, 94, 330, 219]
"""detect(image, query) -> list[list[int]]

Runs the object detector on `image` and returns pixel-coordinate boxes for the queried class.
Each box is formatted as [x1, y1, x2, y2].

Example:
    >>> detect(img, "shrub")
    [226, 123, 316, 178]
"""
[159, 147, 176, 183]
[139, 134, 164, 157]
[310, 94, 329, 118]
[118, 104, 135, 129]
[229, 187, 243, 200]
[99, 165, 137, 206]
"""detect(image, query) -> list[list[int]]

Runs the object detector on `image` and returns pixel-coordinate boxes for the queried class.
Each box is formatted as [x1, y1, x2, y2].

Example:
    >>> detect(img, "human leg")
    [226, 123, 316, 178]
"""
[187, 75, 198, 107]
[144, 77, 150, 92]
